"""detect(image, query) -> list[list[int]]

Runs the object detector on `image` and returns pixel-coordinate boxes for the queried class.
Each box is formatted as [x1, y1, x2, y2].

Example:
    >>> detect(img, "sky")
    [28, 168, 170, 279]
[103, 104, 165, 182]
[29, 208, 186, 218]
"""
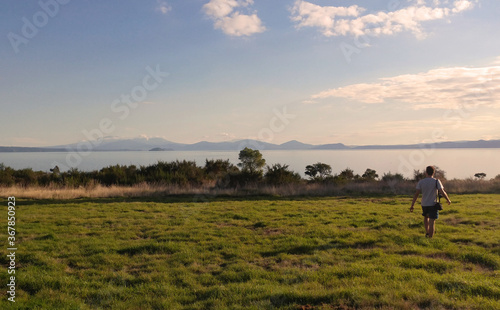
[1, 0, 500, 147]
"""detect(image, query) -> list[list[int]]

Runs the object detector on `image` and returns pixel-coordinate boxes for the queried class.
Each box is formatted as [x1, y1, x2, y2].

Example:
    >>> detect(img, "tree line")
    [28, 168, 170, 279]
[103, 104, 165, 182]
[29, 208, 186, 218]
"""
[0, 148, 494, 188]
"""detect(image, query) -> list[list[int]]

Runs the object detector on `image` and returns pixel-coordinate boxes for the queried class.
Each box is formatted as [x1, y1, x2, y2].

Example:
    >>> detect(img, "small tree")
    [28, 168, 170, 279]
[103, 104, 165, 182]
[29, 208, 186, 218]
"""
[231, 148, 267, 186]
[362, 168, 378, 181]
[338, 168, 356, 181]
[434, 166, 447, 180]
[238, 148, 266, 175]
[413, 169, 426, 181]
[305, 162, 332, 181]
[474, 172, 487, 180]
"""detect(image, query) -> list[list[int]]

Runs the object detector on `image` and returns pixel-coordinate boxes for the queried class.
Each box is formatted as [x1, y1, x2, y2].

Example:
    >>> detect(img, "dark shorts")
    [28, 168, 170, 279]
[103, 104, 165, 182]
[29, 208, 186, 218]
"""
[422, 206, 439, 219]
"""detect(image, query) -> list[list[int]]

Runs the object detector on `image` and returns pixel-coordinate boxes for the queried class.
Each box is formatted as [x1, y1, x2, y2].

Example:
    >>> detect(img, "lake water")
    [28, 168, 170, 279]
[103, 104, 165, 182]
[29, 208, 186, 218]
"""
[1, 149, 499, 180]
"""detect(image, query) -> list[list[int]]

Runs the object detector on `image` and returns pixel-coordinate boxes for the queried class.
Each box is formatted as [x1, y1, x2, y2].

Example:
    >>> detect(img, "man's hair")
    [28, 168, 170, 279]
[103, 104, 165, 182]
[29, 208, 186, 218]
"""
[426, 166, 435, 176]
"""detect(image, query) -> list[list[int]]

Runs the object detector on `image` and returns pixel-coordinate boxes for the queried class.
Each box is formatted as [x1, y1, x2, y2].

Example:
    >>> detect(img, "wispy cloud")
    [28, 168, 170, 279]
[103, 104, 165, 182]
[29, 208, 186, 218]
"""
[9, 137, 48, 146]
[493, 56, 500, 65]
[203, 0, 266, 37]
[327, 113, 500, 145]
[310, 62, 500, 110]
[219, 132, 236, 139]
[200, 132, 237, 142]
[156, 1, 172, 15]
[290, 0, 477, 39]
[372, 114, 500, 142]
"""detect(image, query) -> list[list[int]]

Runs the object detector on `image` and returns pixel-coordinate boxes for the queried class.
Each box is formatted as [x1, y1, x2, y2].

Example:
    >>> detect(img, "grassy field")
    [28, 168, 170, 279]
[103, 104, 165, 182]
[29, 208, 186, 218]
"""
[0, 194, 499, 309]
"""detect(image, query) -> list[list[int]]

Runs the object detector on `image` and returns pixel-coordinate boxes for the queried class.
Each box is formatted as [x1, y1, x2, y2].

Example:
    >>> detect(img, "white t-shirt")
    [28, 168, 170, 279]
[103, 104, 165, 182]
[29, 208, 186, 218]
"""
[416, 177, 443, 207]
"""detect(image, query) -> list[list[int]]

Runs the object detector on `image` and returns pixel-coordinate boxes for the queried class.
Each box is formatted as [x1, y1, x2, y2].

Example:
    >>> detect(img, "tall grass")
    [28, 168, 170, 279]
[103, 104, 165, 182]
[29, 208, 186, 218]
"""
[0, 183, 216, 200]
[2, 159, 499, 199]
[2, 178, 499, 199]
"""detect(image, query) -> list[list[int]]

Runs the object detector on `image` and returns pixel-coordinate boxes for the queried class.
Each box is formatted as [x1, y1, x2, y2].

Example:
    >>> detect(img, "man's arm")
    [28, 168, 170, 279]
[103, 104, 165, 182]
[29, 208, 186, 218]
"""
[410, 190, 421, 212]
[439, 189, 452, 205]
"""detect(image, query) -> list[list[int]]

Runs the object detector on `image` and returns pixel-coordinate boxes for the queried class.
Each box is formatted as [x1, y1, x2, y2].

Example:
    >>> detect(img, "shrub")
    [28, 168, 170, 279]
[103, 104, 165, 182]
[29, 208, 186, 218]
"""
[138, 160, 205, 186]
[61, 168, 94, 187]
[413, 169, 426, 181]
[265, 164, 302, 185]
[97, 165, 143, 186]
[381, 172, 405, 182]
[338, 168, 359, 181]
[0, 164, 15, 186]
[171, 160, 205, 186]
[362, 168, 378, 182]
[204, 159, 238, 179]
[226, 171, 263, 188]
[13, 168, 38, 187]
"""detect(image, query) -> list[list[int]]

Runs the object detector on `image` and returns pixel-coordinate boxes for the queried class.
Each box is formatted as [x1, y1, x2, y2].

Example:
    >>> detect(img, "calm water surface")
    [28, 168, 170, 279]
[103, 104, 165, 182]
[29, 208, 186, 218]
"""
[1, 149, 499, 179]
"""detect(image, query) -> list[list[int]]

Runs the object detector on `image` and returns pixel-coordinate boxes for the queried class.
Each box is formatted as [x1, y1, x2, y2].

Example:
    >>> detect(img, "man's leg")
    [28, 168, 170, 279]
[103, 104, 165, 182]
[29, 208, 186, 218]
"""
[424, 216, 430, 236]
[428, 218, 436, 238]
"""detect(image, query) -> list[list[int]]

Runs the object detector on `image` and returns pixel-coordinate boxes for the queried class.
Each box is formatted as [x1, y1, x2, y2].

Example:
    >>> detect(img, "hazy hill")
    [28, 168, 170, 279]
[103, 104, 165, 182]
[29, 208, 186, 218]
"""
[278, 140, 314, 150]
[1, 138, 499, 152]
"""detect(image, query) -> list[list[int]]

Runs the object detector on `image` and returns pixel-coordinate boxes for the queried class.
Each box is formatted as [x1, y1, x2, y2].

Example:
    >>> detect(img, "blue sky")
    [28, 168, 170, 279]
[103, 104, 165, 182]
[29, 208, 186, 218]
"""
[1, 0, 500, 147]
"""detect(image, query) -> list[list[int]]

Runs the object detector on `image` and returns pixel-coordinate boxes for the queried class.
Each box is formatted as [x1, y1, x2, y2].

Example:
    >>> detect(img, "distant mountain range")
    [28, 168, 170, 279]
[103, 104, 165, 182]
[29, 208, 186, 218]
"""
[1, 137, 500, 152]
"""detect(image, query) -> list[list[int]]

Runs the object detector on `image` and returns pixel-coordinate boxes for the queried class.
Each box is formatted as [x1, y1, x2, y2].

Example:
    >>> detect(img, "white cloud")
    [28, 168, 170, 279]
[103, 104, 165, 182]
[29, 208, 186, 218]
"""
[290, 1, 364, 37]
[203, 0, 266, 36]
[290, 0, 476, 39]
[203, 0, 240, 19]
[156, 1, 172, 15]
[311, 63, 500, 110]
[214, 12, 265, 36]
[452, 0, 474, 13]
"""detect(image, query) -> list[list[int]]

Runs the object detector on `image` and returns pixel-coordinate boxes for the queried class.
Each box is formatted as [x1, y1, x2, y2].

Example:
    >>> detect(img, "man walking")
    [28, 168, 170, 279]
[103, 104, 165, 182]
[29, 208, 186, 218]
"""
[410, 166, 451, 238]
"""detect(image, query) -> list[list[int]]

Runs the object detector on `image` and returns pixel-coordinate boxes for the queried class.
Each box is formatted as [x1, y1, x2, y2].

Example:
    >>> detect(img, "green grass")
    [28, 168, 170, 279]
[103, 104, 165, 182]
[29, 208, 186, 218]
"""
[1, 194, 499, 309]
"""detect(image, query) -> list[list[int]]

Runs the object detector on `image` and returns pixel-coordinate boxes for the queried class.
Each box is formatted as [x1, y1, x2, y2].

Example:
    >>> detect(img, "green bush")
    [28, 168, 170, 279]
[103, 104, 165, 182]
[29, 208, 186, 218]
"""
[204, 159, 238, 179]
[97, 165, 143, 186]
[61, 168, 94, 187]
[0, 163, 15, 186]
[13, 168, 38, 187]
[265, 164, 302, 185]
[138, 160, 205, 186]
[361, 168, 378, 182]
[381, 172, 406, 182]
[225, 171, 263, 188]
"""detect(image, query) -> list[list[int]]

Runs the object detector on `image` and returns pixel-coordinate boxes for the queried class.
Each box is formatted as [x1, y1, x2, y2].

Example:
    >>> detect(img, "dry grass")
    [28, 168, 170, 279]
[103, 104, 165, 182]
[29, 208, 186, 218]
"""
[446, 178, 500, 193]
[0, 183, 213, 200]
[1, 179, 499, 200]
